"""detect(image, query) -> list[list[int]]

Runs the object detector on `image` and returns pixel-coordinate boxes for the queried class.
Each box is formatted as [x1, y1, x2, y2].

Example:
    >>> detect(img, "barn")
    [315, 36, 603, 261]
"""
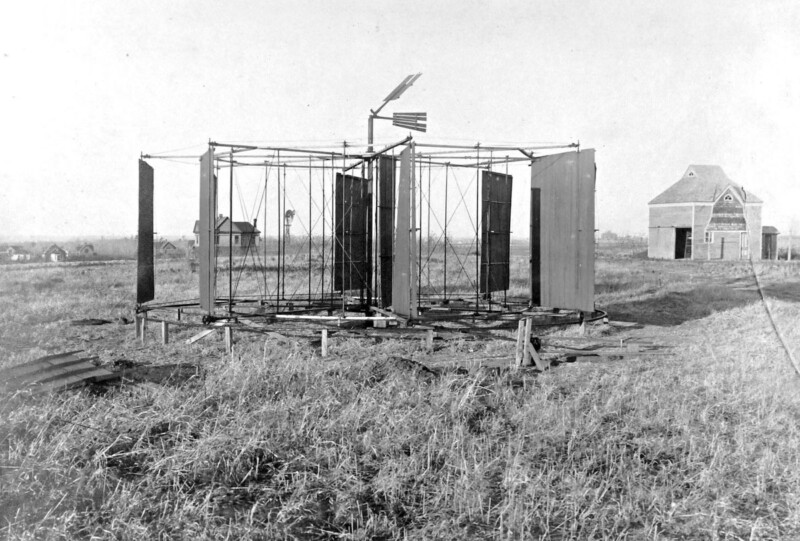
[648, 165, 763, 260]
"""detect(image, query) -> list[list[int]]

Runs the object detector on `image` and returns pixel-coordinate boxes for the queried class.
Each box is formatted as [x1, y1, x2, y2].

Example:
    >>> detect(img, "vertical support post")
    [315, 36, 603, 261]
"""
[282, 163, 287, 301]
[177, 308, 182, 321]
[161, 321, 169, 345]
[321, 328, 328, 357]
[321, 158, 326, 301]
[475, 145, 480, 314]
[139, 314, 147, 346]
[521, 317, 533, 367]
[264, 161, 268, 302]
[426, 329, 434, 351]
[229, 151, 234, 316]
[224, 326, 233, 354]
[515, 319, 525, 366]
[276, 151, 281, 311]
[134, 315, 141, 339]
[578, 312, 586, 336]
[444, 163, 448, 301]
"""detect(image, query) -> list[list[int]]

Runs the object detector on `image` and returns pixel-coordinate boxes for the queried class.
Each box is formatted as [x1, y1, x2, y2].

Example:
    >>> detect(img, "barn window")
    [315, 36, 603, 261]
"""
[705, 231, 714, 243]
[234, 235, 240, 245]
[688, 171, 695, 177]
[723, 194, 733, 202]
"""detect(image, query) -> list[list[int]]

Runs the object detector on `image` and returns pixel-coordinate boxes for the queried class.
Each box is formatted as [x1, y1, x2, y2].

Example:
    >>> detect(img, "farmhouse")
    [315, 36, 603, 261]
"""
[10, 248, 31, 262]
[193, 215, 260, 249]
[43, 244, 68, 262]
[75, 243, 95, 256]
[648, 165, 763, 260]
[159, 240, 178, 253]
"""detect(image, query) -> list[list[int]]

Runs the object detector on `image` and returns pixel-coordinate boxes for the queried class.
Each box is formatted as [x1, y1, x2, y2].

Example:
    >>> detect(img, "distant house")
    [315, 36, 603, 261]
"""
[762, 226, 779, 260]
[75, 243, 95, 256]
[10, 248, 31, 262]
[5, 245, 26, 257]
[193, 215, 261, 249]
[648, 165, 763, 260]
[159, 240, 178, 253]
[43, 244, 68, 262]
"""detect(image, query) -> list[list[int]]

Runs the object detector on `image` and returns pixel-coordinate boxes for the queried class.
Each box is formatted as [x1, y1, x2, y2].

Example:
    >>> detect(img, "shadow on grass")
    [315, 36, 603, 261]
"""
[604, 280, 800, 326]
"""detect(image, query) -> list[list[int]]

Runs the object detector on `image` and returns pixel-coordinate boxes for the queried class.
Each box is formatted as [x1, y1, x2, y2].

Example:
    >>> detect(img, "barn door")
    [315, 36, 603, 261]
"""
[334, 173, 371, 295]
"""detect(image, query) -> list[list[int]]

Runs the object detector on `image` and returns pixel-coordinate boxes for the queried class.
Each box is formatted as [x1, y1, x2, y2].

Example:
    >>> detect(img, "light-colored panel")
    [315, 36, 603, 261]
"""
[392, 147, 416, 318]
[648, 227, 675, 259]
[199, 149, 216, 313]
[530, 150, 596, 312]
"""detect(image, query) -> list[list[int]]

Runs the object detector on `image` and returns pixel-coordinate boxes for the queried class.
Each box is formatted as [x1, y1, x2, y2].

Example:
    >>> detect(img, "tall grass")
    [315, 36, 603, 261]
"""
[2, 256, 800, 538]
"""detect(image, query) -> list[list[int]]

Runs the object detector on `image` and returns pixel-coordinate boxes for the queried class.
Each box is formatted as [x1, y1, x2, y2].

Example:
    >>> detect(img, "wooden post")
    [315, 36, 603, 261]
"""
[426, 329, 434, 351]
[139, 315, 147, 345]
[578, 312, 586, 336]
[177, 308, 182, 321]
[521, 318, 533, 367]
[321, 329, 328, 357]
[515, 319, 525, 366]
[161, 321, 169, 345]
[224, 327, 233, 354]
[134, 315, 141, 339]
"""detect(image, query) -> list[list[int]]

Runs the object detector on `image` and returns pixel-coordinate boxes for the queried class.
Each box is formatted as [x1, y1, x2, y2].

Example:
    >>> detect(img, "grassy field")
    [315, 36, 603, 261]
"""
[2, 247, 800, 539]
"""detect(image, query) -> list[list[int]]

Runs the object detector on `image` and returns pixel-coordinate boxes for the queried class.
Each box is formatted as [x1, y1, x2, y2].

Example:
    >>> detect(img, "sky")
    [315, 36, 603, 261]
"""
[1, 0, 799, 240]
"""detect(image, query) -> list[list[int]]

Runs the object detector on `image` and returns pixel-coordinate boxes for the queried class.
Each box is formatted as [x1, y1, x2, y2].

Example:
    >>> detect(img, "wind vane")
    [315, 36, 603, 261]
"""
[368, 73, 426, 152]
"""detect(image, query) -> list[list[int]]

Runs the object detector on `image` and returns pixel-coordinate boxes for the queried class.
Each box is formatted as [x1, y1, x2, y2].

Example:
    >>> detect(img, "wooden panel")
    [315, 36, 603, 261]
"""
[378, 156, 396, 307]
[530, 150, 595, 312]
[648, 227, 675, 259]
[334, 173, 370, 292]
[137, 160, 155, 304]
[480, 171, 512, 294]
[198, 149, 216, 313]
[392, 147, 417, 318]
[530, 188, 541, 305]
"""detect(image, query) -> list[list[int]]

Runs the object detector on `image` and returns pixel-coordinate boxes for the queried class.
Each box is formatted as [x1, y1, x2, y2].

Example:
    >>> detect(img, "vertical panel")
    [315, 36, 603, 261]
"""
[480, 171, 512, 294]
[392, 148, 413, 317]
[529, 150, 595, 312]
[378, 156, 396, 307]
[530, 188, 541, 305]
[137, 160, 155, 304]
[334, 173, 370, 292]
[198, 149, 216, 313]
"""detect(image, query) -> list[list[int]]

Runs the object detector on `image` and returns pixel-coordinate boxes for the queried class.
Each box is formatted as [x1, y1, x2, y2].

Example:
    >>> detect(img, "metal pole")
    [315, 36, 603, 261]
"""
[321, 157, 326, 301]
[341, 142, 347, 314]
[427, 157, 431, 295]
[228, 151, 233, 316]
[264, 162, 268, 303]
[282, 163, 287, 300]
[444, 163, 449, 300]
[368, 115, 374, 154]
[276, 151, 281, 312]
[475, 145, 480, 314]
[308, 156, 312, 304]
[418, 154, 423, 305]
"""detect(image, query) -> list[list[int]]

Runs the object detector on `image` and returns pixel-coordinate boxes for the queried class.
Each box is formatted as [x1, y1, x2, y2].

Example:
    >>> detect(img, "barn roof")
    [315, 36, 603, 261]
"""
[648, 165, 762, 205]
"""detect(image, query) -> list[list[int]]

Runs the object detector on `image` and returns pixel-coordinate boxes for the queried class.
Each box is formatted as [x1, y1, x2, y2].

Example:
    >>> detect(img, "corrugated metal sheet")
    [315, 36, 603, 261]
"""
[0, 351, 114, 394]
[480, 171, 512, 294]
[529, 150, 595, 312]
[334, 173, 370, 292]
[198, 149, 216, 313]
[378, 156, 396, 307]
[137, 160, 155, 304]
[392, 147, 417, 318]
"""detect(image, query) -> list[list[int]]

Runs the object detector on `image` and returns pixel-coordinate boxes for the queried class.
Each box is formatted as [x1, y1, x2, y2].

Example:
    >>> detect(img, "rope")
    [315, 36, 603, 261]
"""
[748, 257, 800, 377]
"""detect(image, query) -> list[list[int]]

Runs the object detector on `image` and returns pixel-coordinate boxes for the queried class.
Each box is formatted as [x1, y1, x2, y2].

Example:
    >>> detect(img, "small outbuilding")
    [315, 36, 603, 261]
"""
[43, 244, 68, 262]
[648, 165, 763, 260]
[762, 226, 779, 260]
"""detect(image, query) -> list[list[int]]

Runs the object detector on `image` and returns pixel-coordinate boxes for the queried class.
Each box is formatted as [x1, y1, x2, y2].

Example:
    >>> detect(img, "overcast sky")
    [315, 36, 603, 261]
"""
[1, 0, 798, 240]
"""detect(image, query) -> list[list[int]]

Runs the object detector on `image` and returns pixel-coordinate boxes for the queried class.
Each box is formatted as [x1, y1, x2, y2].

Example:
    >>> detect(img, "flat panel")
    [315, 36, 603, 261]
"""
[707, 189, 746, 231]
[137, 160, 155, 304]
[648, 227, 675, 259]
[392, 148, 413, 317]
[530, 188, 541, 305]
[480, 171, 512, 294]
[378, 156, 396, 307]
[530, 150, 595, 312]
[198, 149, 216, 313]
[334, 173, 370, 292]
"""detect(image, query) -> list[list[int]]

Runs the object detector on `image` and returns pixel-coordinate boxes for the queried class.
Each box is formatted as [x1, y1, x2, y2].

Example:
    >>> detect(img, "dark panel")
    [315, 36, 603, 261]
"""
[378, 156, 396, 307]
[334, 173, 370, 293]
[137, 160, 154, 304]
[707, 189, 746, 231]
[198, 149, 216, 313]
[480, 171, 513, 294]
[530, 188, 541, 305]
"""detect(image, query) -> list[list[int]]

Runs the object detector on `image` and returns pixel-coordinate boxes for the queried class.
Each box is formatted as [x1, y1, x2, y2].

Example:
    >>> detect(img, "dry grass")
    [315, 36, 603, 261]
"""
[2, 253, 800, 539]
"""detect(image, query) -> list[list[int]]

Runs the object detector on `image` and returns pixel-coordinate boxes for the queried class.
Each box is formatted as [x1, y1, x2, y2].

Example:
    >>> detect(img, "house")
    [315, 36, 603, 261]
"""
[43, 244, 68, 262]
[193, 215, 261, 249]
[159, 240, 178, 253]
[5, 245, 26, 258]
[75, 243, 95, 256]
[648, 165, 763, 260]
[10, 248, 31, 262]
[762, 226, 779, 260]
